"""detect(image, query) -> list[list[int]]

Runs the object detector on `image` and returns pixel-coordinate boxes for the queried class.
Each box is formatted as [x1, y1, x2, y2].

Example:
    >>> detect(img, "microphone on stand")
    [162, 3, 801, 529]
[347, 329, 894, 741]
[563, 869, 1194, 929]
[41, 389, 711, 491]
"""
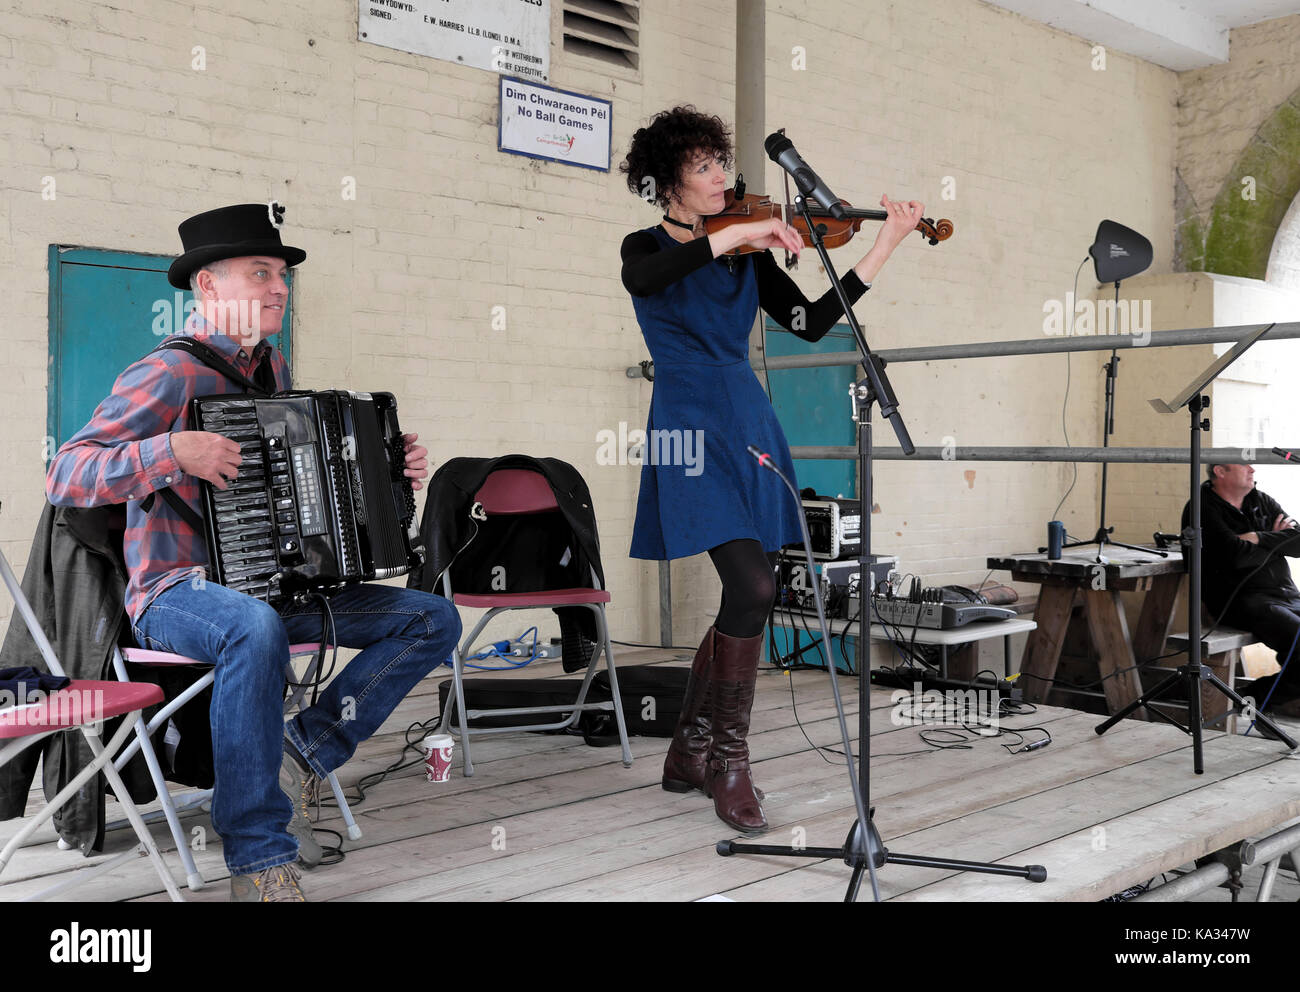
[765, 132, 847, 220]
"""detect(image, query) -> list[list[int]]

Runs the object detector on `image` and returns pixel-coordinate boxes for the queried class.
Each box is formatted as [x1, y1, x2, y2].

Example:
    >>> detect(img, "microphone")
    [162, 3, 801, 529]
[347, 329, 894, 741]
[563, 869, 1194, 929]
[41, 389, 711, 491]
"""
[746, 445, 772, 468]
[765, 132, 847, 220]
[1273, 447, 1299, 462]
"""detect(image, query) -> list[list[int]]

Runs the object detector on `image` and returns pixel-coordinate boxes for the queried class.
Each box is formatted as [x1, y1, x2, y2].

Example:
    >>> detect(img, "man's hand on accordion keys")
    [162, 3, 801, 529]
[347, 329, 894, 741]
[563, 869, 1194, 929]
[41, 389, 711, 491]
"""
[402, 432, 429, 491]
[172, 430, 243, 490]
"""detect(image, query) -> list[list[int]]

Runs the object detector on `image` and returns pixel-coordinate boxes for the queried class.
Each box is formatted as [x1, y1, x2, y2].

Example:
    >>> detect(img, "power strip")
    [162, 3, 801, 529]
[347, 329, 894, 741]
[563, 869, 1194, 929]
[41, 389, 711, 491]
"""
[521, 637, 563, 659]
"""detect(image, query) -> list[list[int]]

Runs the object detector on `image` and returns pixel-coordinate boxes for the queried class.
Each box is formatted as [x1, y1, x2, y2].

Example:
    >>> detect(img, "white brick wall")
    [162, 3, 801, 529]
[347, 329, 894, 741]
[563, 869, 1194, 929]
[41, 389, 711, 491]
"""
[0, 0, 1215, 661]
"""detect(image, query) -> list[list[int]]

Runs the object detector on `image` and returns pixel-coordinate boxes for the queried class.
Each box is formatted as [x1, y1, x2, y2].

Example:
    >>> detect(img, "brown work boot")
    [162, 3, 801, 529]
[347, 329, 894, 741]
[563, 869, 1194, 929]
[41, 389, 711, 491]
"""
[662, 627, 717, 794]
[703, 629, 768, 834]
[230, 862, 308, 902]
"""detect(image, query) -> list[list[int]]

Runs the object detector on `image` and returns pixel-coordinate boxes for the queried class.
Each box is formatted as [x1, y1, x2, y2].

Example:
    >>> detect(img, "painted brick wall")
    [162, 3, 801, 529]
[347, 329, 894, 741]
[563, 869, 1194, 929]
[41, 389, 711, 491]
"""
[0, 0, 1185, 659]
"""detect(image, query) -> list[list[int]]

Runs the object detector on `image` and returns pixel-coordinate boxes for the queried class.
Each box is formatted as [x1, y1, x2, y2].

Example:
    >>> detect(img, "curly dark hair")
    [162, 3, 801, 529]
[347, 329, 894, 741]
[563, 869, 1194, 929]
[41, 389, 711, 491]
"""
[620, 106, 734, 210]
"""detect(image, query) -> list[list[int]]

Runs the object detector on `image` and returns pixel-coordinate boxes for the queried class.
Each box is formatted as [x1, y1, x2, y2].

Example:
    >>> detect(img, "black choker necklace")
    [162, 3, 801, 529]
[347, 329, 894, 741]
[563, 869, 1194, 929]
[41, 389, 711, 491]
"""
[662, 214, 696, 232]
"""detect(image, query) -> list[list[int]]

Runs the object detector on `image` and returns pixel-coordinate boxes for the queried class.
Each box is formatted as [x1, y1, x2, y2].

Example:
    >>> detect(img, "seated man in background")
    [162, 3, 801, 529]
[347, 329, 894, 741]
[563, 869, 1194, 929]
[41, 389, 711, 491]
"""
[1184, 462, 1300, 712]
[47, 203, 461, 901]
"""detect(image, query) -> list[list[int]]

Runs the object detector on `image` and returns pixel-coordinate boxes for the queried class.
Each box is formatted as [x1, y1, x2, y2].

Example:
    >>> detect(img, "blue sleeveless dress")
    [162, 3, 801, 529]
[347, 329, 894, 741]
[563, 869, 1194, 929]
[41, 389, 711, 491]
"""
[629, 226, 805, 560]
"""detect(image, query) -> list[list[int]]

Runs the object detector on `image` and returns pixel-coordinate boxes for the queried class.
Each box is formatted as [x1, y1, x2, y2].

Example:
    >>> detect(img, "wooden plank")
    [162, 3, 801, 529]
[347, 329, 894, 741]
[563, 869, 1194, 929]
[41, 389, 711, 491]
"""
[992, 550, 1184, 581]
[1081, 587, 1146, 715]
[11, 662, 1297, 904]
[273, 712, 1179, 903]
[1132, 572, 1184, 664]
[1018, 584, 1076, 704]
[25, 700, 1077, 900]
[508, 721, 1210, 902]
[1202, 650, 1238, 734]
[2, 683, 931, 895]
[724, 734, 1289, 902]
[898, 754, 1300, 901]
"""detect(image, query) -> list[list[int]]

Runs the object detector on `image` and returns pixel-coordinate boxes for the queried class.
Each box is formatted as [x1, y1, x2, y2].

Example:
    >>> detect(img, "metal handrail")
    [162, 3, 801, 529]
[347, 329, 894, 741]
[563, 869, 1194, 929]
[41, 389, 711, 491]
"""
[626, 320, 1300, 378]
[791, 445, 1299, 463]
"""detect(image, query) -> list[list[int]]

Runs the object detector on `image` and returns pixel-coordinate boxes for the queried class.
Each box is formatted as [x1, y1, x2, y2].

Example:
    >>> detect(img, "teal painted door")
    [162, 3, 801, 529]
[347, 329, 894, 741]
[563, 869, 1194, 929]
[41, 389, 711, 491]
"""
[48, 247, 293, 446]
[763, 317, 856, 499]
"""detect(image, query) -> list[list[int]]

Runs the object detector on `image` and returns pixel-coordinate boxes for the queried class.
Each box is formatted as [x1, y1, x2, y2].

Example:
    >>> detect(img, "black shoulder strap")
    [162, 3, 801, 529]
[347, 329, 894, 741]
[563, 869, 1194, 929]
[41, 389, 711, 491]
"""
[138, 338, 276, 529]
[145, 486, 206, 533]
[154, 338, 275, 395]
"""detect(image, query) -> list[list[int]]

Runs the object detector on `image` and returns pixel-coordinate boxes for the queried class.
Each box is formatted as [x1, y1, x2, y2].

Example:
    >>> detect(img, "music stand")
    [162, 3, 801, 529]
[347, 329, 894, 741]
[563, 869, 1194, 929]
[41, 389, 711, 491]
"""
[1094, 323, 1297, 770]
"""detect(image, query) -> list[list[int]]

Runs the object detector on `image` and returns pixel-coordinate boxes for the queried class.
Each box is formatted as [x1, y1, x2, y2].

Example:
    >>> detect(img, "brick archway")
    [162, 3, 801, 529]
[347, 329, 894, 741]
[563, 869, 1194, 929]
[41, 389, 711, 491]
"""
[1266, 190, 1300, 289]
[1188, 85, 1300, 278]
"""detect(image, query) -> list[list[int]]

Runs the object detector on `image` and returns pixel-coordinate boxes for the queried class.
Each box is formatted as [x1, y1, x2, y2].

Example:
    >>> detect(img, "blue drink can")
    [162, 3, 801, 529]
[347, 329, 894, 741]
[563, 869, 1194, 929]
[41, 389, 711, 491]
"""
[1047, 520, 1064, 560]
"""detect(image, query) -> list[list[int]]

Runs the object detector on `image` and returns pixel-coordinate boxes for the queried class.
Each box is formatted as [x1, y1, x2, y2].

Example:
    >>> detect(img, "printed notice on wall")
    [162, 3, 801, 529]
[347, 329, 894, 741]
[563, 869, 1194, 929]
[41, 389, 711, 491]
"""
[499, 77, 611, 172]
[359, 0, 550, 82]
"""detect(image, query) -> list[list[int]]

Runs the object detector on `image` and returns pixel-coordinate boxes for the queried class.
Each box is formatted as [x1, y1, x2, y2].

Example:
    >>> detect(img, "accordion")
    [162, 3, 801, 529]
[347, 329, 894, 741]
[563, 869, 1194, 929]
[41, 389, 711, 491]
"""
[190, 390, 425, 605]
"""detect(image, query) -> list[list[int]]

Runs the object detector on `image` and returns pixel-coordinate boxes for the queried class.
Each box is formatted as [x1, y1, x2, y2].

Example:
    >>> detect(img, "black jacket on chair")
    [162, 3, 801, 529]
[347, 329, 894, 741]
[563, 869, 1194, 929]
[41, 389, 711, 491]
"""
[407, 455, 607, 668]
[0, 503, 154, 853]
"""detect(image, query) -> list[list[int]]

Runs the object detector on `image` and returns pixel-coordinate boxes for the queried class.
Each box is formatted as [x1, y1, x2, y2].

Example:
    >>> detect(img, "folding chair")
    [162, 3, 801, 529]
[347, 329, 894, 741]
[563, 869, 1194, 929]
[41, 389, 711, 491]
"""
[107, 638, 364, 891]
[439, 468, 632, 776]
[0, 548, 183, 901]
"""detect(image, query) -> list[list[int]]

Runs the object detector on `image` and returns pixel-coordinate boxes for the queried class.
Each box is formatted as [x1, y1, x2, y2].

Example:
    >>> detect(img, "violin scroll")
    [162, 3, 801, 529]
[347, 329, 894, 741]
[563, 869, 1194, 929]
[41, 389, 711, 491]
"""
[918, 217, 954, 246]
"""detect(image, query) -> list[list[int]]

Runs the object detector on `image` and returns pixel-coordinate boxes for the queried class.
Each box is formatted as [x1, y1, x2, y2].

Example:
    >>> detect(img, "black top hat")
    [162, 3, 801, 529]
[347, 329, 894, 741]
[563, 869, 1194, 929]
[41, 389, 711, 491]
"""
[168, 202, 307, 289]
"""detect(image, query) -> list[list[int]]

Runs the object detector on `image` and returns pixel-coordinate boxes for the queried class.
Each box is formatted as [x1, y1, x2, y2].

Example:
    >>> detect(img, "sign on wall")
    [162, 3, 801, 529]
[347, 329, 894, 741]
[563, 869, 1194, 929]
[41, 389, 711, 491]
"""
[499, 76, 611, 172]
[359, 0, 550, 82]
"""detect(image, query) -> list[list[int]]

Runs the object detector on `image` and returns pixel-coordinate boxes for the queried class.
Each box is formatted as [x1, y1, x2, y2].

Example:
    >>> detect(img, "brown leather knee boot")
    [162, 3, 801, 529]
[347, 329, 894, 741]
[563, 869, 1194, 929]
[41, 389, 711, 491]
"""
[703, 629, 767, 834]
[662, 627, 716, 793]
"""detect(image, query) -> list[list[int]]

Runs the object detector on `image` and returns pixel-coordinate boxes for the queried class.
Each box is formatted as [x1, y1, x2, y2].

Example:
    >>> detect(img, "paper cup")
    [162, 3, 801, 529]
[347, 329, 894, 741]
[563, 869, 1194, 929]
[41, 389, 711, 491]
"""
[421, 733, 456, 783]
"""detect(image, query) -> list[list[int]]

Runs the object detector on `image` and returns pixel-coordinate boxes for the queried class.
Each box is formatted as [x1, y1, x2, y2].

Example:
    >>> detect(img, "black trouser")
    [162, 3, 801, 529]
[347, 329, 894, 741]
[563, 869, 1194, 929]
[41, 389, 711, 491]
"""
[708, 539, 779, 639]
[1224, 590, 1300, 704]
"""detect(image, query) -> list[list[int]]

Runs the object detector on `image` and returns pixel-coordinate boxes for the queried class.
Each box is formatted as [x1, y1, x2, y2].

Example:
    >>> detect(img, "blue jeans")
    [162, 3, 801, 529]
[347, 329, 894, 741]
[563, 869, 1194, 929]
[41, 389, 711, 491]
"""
[133, 580, 461, 875]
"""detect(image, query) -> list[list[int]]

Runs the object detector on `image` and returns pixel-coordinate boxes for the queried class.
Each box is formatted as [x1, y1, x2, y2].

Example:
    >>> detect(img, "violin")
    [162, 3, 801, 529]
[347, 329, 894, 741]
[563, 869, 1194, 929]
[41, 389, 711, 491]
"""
[701, 175, 954, 253]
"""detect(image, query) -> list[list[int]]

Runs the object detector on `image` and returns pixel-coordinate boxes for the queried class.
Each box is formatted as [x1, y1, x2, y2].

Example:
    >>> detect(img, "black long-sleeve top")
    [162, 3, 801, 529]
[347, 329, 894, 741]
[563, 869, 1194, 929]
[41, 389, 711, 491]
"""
[1182, 480, 1300, 613]
[620, 229, 869, 342]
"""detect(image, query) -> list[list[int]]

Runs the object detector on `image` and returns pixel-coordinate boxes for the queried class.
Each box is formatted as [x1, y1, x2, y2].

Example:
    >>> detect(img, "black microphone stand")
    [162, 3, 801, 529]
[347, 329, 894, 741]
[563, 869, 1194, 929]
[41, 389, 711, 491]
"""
[1061, 281, 1167, 562]
[716, 193, 1047, 900]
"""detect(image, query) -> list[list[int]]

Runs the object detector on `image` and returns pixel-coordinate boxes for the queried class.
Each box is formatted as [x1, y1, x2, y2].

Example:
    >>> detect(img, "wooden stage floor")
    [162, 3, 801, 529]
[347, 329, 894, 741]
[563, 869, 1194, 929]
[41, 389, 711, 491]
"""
[4, 646, 1300, 902]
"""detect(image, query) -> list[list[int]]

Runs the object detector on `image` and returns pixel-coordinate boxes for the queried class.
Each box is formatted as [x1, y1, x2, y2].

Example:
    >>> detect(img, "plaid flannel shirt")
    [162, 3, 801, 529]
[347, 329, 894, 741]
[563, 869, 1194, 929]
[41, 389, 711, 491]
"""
[46, 312, 291, 624]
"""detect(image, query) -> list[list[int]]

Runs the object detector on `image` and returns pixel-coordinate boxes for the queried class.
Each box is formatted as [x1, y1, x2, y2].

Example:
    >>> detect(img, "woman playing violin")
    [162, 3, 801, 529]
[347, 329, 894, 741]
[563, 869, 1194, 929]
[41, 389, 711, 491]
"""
[619, 105, 923, 833]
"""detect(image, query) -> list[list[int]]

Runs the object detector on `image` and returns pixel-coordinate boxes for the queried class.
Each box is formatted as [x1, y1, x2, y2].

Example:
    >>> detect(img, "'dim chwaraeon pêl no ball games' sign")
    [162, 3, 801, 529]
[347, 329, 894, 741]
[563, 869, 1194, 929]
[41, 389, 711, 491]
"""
[499, 77, 611, 172]
[359, 0, 550, 82]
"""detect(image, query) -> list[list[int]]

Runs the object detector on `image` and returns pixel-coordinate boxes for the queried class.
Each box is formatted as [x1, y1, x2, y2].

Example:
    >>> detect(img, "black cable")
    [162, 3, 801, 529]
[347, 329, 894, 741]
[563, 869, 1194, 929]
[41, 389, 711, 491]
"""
[611, 639, 699, 651]
[838, 601, 861, 675]
[785, 665, 843, 764]
[1201, 529, 1300, 642]
[284, 591, 340, 699]
[317, 716, 442, 811]
[750, 448, 880, 901]
[1052, 257, 1090, 522]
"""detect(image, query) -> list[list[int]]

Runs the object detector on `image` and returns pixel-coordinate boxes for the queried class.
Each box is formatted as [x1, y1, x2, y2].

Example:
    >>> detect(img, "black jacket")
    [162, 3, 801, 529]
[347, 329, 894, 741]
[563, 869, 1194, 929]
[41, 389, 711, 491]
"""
[1183, 481, 1300, 615]
[0, 503, 154, 852]
[407, 455, 606, 668]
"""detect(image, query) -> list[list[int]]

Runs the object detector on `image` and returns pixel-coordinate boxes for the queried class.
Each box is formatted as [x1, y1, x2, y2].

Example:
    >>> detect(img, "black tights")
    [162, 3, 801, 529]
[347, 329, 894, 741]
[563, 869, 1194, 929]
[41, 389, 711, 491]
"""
[708, 539, 778, 639]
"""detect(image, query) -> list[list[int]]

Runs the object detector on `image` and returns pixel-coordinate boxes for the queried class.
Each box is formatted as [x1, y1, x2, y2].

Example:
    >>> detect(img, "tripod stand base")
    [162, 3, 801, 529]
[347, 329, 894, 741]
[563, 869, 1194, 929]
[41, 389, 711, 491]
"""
[1056, 527, 1168, 562]
[1095, 664, 1298, 770]
[716, 812, 1048, 900]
